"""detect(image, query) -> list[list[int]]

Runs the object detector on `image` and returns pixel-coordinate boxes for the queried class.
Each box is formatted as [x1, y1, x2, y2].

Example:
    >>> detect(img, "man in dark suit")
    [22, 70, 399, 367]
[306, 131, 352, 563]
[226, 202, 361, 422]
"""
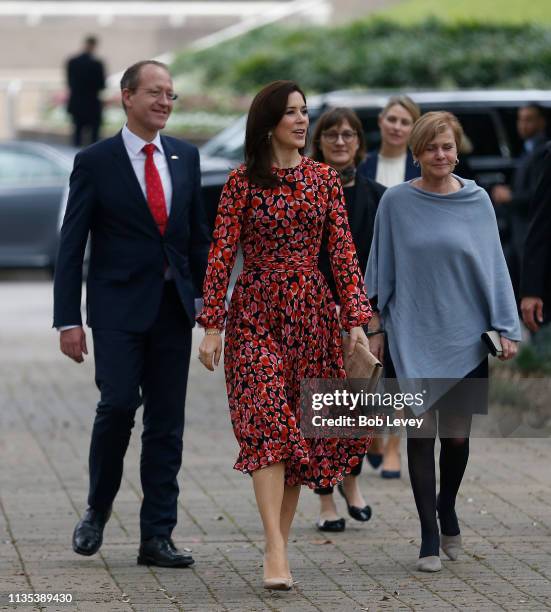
[54, 60, 211, 567]
[521, 149, 551, 331]
[492, 104, 549, 296]
[66, 36, 106, 147]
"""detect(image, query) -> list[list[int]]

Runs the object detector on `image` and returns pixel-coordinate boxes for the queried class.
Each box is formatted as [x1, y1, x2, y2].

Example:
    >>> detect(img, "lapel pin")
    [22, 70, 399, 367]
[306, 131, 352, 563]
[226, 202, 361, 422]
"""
[171, 155, 179, 159]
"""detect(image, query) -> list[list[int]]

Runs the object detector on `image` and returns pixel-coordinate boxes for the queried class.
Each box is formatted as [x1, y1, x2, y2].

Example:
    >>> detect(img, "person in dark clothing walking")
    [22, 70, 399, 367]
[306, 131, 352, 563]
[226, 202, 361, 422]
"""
[491, 104, 549, 297]
[521, 148, 551, 331]
[66, 35, 106, 147]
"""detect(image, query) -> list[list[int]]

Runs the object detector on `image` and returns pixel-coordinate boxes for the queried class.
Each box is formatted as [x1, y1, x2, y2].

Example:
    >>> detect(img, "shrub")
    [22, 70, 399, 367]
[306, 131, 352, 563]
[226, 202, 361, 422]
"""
[172, 19, 551, 93]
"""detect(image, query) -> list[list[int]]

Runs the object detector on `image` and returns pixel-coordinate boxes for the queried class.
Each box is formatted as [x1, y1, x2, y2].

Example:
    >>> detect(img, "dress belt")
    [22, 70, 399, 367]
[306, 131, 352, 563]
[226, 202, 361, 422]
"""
[243, 255, 316, 273]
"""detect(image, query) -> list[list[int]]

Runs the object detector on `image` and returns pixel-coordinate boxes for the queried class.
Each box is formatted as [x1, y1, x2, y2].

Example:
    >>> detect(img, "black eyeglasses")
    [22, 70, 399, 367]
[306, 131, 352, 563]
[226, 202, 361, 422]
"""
[321, 130, 357, 143]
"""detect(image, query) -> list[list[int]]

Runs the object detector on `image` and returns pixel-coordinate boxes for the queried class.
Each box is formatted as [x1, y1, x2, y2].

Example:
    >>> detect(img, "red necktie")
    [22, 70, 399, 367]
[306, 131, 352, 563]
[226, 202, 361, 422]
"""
[142, 143, 168, 235]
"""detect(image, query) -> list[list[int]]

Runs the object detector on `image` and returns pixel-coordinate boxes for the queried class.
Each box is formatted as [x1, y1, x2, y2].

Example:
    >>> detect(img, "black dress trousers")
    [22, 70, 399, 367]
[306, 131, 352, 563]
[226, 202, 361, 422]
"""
[88, 281, 192, 540]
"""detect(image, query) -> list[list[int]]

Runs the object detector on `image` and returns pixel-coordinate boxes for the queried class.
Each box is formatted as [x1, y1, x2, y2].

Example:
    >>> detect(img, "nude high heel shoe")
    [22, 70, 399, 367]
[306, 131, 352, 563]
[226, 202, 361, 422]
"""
[263, 577, 293, 590]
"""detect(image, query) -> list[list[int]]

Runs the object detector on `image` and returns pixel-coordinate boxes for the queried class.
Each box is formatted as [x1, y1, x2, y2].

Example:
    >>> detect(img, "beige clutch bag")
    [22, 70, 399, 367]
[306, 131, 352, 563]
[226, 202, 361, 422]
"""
[342, 337, 383, 393]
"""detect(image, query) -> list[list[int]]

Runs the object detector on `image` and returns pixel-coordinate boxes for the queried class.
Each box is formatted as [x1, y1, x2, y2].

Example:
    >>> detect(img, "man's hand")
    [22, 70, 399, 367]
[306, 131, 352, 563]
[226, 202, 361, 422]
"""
[491, 184, 513, 205]
[499, 336, 519, 361]
[521, 296, 544, 332]
[60, 327, 88, 363]
[198, 332, 222, 371]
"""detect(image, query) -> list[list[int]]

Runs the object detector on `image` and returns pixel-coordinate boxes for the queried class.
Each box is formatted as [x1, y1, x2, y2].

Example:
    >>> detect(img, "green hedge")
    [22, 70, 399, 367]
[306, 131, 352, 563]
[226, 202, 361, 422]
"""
[172, 19, 551, 93]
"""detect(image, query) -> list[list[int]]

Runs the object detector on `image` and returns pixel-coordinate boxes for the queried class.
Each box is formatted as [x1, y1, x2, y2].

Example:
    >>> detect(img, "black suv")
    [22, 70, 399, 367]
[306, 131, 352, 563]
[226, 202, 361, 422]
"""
[200, 89, 551, 227]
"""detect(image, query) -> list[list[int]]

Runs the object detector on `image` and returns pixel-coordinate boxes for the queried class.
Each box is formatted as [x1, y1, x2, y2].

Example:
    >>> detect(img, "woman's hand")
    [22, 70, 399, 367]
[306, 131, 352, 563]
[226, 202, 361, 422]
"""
[369, 333, 385, 362]
[198, 331, 223, 371]
[367, 312, 384, 362]
[346, 326, 369, 357]
[499, 336, 518, 361]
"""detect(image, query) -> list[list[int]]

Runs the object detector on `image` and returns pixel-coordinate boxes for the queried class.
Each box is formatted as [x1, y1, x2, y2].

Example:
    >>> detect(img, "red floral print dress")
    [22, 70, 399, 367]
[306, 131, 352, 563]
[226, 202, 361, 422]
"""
[197, 157, 372, 488]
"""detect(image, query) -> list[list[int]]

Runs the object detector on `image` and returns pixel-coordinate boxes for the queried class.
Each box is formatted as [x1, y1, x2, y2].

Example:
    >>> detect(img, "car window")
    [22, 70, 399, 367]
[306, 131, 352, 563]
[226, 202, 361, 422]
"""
[439, 110, 502, 157]
[0, 149, 67, 186]
[201, 115, 247, 161]
[497, 107, 523, 156]
[354, 110, 382, 151]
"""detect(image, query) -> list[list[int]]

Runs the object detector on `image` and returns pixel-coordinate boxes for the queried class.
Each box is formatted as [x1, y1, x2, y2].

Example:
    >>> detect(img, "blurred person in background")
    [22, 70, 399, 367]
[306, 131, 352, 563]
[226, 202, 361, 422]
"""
[491, 104, 549, 298]
[357, 95, 421, 188]
[366, 111, 520, 572]
[357, 95, 421, 479]
[66, 35, 106, 147]
[521, 149, 551, 332]
[310, 107, 385, 532]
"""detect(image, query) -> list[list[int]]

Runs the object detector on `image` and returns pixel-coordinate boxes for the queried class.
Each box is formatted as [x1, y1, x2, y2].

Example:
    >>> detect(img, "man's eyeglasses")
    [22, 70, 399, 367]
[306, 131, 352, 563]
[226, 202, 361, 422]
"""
[136, 88, 178, 101]
[321, 130, 357, 143]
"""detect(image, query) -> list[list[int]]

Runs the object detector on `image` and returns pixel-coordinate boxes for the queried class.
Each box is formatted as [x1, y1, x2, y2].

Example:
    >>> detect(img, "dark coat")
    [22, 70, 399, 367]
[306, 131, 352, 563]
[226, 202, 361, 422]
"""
[510, 134, 549, 218]
[66, 52, 105, 122]
[53, 132, 211, 331]
[356, 149, 420, 184]
[520, 148, 551, 319]
[318, 175, 386, 302]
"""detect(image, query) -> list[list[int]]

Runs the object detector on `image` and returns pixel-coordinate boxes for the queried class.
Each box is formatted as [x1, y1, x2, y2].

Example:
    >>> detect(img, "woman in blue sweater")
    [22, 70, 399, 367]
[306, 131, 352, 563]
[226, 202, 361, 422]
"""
[366, 112, 521, 572]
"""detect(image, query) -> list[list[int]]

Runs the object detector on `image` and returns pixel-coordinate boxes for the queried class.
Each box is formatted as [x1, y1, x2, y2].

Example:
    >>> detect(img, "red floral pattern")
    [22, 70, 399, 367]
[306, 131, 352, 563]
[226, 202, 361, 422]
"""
[197, 157, 372, 488]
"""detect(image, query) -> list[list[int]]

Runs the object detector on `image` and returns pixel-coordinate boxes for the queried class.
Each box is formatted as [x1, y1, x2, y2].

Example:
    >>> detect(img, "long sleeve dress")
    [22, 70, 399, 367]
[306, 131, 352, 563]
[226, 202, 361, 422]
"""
[197, 157, 372, 488]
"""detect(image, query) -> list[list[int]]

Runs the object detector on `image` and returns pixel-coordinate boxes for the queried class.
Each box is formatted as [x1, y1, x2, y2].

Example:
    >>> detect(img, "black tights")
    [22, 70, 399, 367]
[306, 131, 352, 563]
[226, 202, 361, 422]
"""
[407, 409, 472, 558]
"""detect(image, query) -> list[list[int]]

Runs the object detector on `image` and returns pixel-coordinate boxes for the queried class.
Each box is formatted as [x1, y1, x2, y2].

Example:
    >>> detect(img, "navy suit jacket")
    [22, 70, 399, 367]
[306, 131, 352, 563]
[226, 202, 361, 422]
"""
[357, 149, 419, 183]
[53, 131, 211, 332]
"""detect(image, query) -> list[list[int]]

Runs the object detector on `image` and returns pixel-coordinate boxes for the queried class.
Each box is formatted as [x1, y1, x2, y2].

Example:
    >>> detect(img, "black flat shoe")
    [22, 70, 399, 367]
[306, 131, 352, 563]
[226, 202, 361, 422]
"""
[337, 484, 372, 522]
[72, 507, 111, 556]
[316, 517, 346, 532]
[138, 536, 195, 568]
[366, 452, 383, 469]
[381, 469, 401, 479]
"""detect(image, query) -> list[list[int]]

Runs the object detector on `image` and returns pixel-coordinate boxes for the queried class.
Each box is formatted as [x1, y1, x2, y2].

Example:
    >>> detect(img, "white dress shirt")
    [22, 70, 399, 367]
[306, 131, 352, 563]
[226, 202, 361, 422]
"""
[58, 125, 174, 331]
[121, 124, 173, 213]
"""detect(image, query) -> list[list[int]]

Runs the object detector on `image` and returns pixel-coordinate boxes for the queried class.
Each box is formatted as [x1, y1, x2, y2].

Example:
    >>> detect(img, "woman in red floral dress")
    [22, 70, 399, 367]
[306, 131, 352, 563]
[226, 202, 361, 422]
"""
[197, 81, 372, 590]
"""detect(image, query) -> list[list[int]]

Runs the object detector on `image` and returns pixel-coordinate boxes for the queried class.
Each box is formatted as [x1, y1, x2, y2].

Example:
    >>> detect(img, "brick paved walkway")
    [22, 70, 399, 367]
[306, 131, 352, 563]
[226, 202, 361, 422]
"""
[1, 281, 550, 611]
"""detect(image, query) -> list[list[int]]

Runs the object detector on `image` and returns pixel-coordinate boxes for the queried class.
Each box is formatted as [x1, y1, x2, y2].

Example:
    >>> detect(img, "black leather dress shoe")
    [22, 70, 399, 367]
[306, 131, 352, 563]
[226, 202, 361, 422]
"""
[337, 484, 372, 522]
[137, 536, 195, 568]
[72, 507, 111, 556]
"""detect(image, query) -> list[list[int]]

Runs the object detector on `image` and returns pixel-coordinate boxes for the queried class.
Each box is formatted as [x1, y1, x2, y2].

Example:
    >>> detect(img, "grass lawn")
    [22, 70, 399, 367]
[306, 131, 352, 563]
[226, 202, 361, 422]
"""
[375, 0, 551, 24]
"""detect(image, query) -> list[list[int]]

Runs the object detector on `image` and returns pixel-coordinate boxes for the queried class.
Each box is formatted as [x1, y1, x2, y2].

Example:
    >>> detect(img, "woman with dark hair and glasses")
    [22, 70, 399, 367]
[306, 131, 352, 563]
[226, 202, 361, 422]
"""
[310, 107, 385, 532]
[197, 82, 372, 590]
